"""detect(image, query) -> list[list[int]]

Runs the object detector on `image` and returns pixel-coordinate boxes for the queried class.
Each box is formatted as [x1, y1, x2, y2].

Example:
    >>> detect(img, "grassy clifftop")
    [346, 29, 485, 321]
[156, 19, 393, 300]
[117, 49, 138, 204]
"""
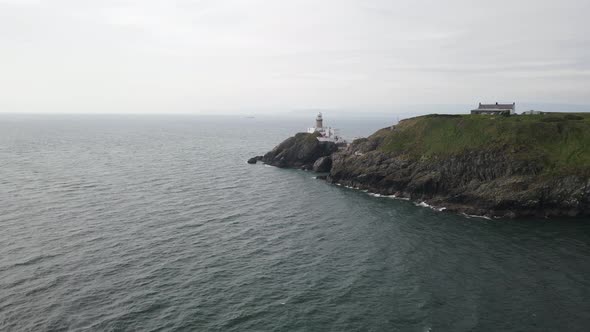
[369, 113, 590, 174]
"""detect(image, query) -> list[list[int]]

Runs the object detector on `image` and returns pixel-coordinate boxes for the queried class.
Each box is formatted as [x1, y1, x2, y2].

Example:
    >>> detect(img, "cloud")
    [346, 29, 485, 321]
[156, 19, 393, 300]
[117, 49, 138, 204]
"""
[0, 0, 589, 113]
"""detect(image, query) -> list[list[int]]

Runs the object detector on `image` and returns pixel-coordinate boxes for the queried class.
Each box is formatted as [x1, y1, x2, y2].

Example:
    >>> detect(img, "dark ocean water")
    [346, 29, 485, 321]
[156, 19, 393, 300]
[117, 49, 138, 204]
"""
[1, 114, 590, 332]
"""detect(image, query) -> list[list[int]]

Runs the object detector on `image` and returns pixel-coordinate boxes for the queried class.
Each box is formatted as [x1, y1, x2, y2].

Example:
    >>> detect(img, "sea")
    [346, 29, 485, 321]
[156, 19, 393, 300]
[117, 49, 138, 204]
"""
[1, 114, 589, 331]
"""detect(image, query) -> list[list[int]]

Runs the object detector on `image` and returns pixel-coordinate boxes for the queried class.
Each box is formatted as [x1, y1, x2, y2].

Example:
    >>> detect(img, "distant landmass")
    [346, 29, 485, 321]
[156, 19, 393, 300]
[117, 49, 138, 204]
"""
[251, 113, 590, 218]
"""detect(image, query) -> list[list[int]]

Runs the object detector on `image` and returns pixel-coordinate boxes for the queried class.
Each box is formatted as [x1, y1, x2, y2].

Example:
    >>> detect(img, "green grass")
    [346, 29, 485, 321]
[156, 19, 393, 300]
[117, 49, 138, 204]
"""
[373, 113, 590, 173]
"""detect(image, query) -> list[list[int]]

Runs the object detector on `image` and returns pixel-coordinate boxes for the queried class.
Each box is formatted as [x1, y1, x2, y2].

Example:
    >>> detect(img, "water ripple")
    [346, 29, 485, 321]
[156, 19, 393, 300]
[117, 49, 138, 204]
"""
[1, 115, 589, 331]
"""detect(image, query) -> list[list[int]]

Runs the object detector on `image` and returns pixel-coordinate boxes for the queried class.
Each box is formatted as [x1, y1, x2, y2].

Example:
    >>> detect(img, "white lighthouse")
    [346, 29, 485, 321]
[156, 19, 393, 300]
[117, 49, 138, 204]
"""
[307, 112, 346, 144]
[315, 112, 324, 129]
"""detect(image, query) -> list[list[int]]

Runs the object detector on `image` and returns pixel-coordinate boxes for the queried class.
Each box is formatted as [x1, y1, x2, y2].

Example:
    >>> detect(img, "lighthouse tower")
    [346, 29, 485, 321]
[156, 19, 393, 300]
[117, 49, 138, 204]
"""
[315, 112, 323, 129]
[305, 112, 346, 144]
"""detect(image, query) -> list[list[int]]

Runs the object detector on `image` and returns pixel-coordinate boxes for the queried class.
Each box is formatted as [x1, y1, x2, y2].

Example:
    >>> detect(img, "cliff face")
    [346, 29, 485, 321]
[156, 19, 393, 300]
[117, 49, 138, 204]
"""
[258, 132, 338, 170]
[329, 114, 590, 218]
[251, 113, 590, 218]
[330, 145, 590, 218]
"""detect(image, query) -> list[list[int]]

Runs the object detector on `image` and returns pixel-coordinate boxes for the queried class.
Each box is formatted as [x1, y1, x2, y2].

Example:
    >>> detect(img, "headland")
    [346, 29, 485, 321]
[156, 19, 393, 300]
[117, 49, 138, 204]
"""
[250, 111, 590, 218]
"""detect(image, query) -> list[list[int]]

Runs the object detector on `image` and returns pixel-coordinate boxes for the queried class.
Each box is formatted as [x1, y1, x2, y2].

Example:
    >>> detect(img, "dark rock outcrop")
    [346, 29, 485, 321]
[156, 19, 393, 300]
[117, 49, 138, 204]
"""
[247, 156, 262, 164]
[257, 132, 338, 170]
[312, 156, 332, 172]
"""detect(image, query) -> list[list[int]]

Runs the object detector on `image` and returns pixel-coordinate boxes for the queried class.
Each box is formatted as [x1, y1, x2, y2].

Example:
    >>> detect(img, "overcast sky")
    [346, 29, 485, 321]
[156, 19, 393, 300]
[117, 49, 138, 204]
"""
[1, 0, 589, 113]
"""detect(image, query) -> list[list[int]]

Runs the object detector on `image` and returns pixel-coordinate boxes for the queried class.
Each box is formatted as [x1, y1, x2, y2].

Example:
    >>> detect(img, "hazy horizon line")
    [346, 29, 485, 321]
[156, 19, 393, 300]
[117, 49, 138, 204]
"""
[1, 101, 589, 116]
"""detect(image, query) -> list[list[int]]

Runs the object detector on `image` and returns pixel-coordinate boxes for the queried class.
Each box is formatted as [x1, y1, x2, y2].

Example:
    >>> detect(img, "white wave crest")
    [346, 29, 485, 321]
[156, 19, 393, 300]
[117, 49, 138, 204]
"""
[415, 201, 447, 212]
[462, 213, 492, 220]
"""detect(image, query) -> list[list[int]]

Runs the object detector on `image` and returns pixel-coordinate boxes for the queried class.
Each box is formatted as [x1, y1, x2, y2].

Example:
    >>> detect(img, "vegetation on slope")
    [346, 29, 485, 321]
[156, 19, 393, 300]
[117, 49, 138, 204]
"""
[370, 113, 590, 175]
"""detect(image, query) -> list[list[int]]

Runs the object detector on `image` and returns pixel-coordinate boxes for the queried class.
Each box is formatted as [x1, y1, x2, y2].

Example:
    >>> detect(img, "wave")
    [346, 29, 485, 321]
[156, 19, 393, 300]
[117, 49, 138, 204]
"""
[386, 194, 410, 201]
[414, 201, 447, 212]
[462, 213, 492, 220]
[12, 254, 61, 267]
[331, 182, 451, 214]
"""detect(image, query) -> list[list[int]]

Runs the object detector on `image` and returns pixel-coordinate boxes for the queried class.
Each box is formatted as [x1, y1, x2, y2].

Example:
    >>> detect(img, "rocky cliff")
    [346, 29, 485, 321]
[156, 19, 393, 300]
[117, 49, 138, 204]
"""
[251, 113, 590, 218]
[330, 114, 590, 218]
[249, 132, 338, 170]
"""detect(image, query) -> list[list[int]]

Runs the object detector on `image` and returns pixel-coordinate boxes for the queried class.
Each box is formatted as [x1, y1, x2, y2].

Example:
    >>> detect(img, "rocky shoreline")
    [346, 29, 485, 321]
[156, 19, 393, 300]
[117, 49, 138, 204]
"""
[248, 132, 338, 171]
[328, 146, 590, 218]
[249, 116, 590, 219]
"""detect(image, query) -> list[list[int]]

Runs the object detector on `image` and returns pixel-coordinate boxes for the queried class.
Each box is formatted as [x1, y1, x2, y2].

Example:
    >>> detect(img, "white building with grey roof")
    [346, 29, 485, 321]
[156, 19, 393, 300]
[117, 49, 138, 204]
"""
[471, 102, 516, 115]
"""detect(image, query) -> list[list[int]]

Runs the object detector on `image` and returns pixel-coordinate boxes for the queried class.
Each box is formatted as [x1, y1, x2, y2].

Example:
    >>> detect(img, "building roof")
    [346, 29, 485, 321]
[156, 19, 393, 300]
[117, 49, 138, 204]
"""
[477, 102, 515, 110]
